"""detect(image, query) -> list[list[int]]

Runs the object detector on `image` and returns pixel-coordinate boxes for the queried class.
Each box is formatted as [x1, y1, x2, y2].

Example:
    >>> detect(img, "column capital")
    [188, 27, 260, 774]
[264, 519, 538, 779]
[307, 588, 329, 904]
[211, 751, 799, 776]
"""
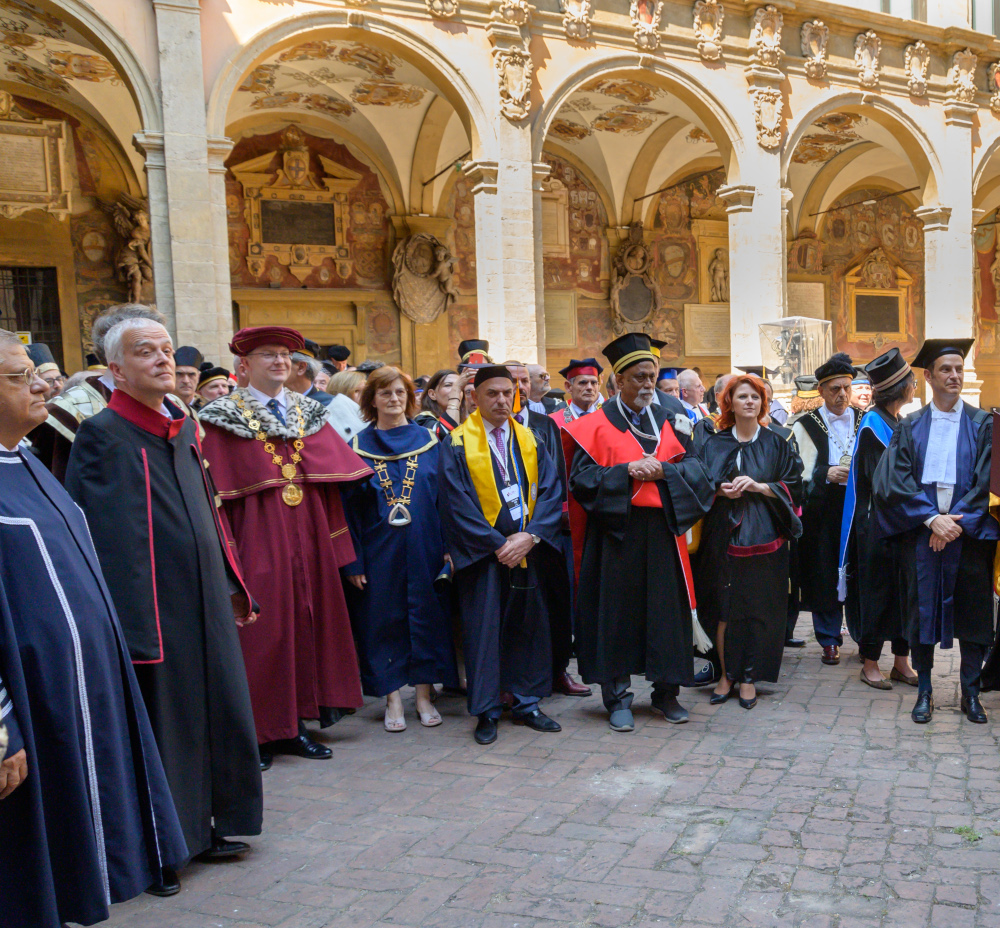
[462, 160, 499, 196]
[206, 136, 234, 174]
[944, 100, 977, 128]
[744, 64, 784, 90]
[133, 130, 166, 168]
[532, 161, 552, 191]
[717, 184, 756, 214]
[151, 0, 200, 13]
[914, 204, 952, 232]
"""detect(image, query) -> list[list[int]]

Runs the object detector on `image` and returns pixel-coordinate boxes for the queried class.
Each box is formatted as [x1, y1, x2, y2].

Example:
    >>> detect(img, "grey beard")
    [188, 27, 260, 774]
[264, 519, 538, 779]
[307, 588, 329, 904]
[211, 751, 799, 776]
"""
[632, 392, 655, 409]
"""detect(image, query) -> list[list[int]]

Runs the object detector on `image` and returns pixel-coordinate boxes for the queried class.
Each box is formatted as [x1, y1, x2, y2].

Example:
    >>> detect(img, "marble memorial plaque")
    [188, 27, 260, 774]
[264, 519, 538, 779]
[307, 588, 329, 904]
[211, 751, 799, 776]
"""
[684, 303, 730, 356]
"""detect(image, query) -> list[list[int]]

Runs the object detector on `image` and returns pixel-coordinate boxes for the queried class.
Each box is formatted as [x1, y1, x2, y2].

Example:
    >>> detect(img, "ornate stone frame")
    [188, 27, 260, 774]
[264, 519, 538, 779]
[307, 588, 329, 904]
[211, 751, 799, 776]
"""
[230, 130, 362, 283]
[845, 249, 911, 343]
[0, 107, 71, 220]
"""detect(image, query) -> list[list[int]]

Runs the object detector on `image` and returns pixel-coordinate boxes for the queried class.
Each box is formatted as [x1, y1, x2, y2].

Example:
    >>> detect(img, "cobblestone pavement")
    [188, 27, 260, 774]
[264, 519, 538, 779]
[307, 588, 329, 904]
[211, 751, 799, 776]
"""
[103, 618, 1000, 928]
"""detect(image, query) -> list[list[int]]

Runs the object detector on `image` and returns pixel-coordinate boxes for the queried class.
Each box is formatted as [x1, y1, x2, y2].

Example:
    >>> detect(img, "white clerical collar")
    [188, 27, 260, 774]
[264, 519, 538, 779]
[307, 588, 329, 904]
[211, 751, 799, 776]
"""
[930, 399, 962, 418]
[248, 384, 286, 412]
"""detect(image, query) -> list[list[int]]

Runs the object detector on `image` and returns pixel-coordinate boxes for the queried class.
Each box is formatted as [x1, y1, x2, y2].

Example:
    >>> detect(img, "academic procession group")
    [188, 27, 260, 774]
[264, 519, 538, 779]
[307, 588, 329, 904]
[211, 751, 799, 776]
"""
[0, 301, 998, 928]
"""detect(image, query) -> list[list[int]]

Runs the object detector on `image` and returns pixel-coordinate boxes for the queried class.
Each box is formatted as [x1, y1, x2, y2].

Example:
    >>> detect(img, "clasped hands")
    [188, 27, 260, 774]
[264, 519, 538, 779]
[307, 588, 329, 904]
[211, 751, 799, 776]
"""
[928, 513, 963, 552]
[718, 475, 767, 499]
[827, 465, 850, 485]
[628, 454, 664, 482]
[496, 532, 534, 568]
[0, 749, 26, 800]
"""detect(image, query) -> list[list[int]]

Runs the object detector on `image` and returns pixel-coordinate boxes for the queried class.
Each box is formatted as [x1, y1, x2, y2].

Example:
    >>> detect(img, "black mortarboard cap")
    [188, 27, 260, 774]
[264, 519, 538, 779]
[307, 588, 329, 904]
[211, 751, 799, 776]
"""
[299, 338, 321, 359]
[602, 332, 658, 374]
[814, 352, 855, 385]
[174, 346, 204, 369]
[559, 358, 604, 379]
[794, 374, 819, 397]
[910, 338, 974, 370]
[865, 347, 912, 391]
[737, 365, 777, 380]
[459, 339, 492, 364]
[473, 364, 514, 388]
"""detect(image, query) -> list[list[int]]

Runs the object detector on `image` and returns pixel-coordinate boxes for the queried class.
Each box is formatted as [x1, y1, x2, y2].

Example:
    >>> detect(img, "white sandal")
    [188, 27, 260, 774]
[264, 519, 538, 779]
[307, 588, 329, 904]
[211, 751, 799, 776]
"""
[418, 709, 442, 728]
[384, 708, 406, 732]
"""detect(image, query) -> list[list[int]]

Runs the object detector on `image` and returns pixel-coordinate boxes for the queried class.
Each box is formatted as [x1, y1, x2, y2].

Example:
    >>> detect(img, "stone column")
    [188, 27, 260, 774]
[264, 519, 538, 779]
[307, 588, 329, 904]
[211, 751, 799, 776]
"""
[150, 0, 229, 361]
[463, 151, 542, 363]
[207, 136, 235, 354]
[721, 157, 785, 369]
[916, 99, 980, 402]
[133, 131, 174, 327]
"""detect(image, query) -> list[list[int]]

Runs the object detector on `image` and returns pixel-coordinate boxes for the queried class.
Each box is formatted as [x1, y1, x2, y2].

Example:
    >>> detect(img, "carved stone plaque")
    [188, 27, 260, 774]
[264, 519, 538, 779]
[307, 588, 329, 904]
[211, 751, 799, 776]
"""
[0, 108, 70, 219]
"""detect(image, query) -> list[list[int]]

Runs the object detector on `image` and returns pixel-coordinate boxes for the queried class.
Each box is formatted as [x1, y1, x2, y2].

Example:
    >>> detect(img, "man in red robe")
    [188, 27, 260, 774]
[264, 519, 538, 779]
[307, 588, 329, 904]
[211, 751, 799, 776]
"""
[198, 326, 371, 769]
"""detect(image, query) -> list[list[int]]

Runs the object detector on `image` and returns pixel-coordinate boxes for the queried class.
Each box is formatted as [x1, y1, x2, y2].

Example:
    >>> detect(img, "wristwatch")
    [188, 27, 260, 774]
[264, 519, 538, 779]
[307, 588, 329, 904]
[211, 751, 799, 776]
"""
[530, 534, 540, 545]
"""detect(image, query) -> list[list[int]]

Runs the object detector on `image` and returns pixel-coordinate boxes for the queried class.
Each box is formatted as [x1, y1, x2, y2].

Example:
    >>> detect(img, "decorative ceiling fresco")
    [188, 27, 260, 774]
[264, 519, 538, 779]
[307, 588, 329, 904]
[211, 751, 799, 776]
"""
[0, 0, 141, 167]
[227, 40, 469, 215]
[790, 113, 865, 165]
[543, 76, 722, 226]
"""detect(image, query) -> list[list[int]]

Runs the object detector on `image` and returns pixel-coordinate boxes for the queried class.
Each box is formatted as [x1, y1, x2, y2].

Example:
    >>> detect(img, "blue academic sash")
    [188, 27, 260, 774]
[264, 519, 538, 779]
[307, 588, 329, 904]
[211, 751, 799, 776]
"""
[837, 410, 894, 601]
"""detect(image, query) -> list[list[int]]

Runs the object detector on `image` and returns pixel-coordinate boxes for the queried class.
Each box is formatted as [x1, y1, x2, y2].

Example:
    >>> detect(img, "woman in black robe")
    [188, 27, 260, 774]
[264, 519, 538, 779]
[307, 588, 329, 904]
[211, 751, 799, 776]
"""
[696, 375, 802, 709]
[841, 350, 918, 689]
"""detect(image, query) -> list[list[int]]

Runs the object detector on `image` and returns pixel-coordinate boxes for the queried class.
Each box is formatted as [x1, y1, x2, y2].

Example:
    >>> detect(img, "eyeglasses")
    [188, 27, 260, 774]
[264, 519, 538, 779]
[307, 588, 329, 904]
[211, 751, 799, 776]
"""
[246, 351, 292, 363]
[1, 368, 38, 386]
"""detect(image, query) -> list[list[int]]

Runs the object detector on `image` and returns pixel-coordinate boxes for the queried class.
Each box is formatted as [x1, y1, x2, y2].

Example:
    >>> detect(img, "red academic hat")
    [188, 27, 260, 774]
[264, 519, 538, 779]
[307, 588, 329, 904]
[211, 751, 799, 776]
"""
[229, 326, 305, 357]
[559, 358, 604, 380]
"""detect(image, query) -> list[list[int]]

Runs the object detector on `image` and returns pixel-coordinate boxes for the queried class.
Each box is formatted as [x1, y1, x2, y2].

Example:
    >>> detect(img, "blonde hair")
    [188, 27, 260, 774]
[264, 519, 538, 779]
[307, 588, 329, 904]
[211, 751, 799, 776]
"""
[327, 369, 366, 399]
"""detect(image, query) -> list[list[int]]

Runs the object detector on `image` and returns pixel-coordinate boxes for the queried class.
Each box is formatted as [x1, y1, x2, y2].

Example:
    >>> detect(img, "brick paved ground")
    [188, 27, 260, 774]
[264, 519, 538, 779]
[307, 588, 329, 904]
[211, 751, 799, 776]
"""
[102, 617, 1000, 928]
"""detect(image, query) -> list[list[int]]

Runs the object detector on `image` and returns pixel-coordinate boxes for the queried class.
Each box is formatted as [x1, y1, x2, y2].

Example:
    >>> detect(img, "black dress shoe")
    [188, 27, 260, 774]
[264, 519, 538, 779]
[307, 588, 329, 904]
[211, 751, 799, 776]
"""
[259, 748, 273, 771]
[512, 708, 562, 732]
[709, 681, 735, 705]
[911, 692, 934, 724]
[267, 722, 332, 760]
[651, 696, 689, 724]
[318, 706, 349, 728]
[474, 715, 498, 745]
[195, 833, 251, 862]
[146, 867, 180, 897]
[961, 694, 988, 723]
[784, 638, 806, 648]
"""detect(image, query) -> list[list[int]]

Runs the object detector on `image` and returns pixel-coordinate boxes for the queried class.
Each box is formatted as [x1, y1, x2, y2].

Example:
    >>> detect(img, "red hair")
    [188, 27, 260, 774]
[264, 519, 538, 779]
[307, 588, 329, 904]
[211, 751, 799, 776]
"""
[716, 374, 769, 431]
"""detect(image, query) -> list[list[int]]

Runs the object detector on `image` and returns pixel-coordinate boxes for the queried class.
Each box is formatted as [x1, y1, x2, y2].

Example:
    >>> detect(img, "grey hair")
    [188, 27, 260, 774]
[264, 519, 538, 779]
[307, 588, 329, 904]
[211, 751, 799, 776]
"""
[677, 369, 702, 390]
[90, 303, 165, 364]
[0, 327, 23, 351]
[104, 317, 171, 367]
[291, 352, 321, 381]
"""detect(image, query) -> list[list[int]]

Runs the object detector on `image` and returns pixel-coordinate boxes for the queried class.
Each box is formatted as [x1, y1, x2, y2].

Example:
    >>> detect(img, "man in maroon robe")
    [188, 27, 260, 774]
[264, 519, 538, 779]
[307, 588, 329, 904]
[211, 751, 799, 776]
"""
[198, 326, 371, 768]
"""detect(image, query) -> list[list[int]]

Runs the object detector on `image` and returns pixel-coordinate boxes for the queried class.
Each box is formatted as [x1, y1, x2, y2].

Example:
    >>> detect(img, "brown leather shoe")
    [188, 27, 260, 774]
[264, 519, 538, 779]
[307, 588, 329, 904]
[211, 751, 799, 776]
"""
[822, 645, 840, 665]
[553, 671, 592, 697]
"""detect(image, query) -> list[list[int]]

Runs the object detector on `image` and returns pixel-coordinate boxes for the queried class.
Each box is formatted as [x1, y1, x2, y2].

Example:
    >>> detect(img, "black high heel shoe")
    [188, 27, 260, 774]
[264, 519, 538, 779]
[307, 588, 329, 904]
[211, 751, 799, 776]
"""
[738, 684, 757, 710]
[710, 679, 735, 705]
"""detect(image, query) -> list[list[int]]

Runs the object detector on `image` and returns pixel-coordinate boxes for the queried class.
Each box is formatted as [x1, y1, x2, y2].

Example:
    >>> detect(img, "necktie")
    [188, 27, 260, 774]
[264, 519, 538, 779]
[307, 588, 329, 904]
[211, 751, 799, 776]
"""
[514, 413, 524, 425]
[267, 398, 285, 426]
[491, 427, 508, 482]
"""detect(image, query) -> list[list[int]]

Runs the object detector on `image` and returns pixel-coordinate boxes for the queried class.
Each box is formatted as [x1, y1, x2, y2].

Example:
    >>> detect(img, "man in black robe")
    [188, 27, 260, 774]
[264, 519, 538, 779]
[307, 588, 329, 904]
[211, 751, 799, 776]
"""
[506, 361, 591, 698]
[438, 366, 566, 745]
[0, 329, 187, 927]
[65, 317, 263, 894]
[873, 339, 998, 724]
[564, 333, 714, 732]
[790, 353, 861, 665]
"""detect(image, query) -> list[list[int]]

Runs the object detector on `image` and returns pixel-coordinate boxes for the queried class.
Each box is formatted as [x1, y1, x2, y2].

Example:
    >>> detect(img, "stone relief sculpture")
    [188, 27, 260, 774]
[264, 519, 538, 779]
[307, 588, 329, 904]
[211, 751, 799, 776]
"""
[708, 248, 730, 302]
[859, 248, 896, 289]
[990, 63, 1000, 118]
[904, 42, 929, 97]
[426, 0, 459, 18]
[560, 0, 593, 39]
[493, 46, 533, 120]
[751, 87, 782, 149]
[948, 48, 978, 104]
[105, 194, 153, 304]
[630, 0, 664, 51]
[693, 0, 724, 62]
[854, 31, 881, 90]
[496, 0, 532, 26]
[800, 21, 829, 79]
[749, 6, 783, 69]
[391, 233, 458, 325]
[610, 223, 664, 335]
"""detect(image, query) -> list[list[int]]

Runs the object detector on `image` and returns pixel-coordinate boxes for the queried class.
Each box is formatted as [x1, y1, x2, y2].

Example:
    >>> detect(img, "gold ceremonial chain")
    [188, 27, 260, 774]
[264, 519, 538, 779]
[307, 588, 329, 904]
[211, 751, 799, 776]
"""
[233, 392, 306, 507]
[373, 454, 419, 527]
[809, 409, 861, 467]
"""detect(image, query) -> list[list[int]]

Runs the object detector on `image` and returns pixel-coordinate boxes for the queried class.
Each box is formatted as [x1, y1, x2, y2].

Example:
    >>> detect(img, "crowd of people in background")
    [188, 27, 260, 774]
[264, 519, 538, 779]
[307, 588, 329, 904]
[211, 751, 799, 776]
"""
[2, 302, 1000, 928]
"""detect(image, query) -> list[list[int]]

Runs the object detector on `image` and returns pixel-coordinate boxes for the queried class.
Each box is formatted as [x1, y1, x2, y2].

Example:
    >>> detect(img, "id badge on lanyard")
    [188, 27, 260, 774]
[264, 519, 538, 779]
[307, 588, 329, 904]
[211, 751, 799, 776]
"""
[501, 483, 522, 522]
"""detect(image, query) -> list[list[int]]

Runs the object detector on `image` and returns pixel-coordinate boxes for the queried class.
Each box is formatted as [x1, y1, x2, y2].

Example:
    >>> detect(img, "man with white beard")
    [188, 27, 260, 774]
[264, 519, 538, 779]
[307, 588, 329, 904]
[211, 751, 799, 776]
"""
[563, 333, 714, 732]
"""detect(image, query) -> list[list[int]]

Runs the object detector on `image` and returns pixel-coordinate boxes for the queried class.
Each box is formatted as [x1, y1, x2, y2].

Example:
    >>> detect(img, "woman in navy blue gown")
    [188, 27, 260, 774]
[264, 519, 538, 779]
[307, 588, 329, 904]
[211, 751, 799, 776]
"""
[343, 367, 458, 731]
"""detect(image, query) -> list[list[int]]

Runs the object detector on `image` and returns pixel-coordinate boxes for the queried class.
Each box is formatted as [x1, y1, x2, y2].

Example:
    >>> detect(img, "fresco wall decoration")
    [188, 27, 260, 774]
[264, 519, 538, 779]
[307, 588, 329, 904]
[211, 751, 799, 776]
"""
[975, 209, 1000, 358]
[811, 188, 924, 360]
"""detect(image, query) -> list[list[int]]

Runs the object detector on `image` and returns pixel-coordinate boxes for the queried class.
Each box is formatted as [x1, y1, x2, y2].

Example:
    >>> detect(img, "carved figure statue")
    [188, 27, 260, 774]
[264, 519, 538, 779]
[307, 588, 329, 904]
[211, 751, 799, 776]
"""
[392, 233, 459, 324]
[990, 249, 1000, 310]
[432, 244, 460, 304]
[105, 194, 153, 304]
[708, 248, 729, 302]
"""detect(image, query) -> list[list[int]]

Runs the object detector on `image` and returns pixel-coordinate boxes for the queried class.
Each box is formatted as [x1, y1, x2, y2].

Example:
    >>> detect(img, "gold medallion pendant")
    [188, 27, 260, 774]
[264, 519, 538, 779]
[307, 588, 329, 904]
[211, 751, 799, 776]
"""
[839, 454, 852, 467]
[282, 483, 304, 507]
[281, 462, 297, 480]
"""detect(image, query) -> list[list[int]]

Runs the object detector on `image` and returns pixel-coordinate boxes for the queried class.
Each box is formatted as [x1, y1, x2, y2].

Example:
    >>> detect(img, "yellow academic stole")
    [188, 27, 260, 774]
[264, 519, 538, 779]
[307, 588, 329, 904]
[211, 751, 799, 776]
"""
[451, 409, 539, 527]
